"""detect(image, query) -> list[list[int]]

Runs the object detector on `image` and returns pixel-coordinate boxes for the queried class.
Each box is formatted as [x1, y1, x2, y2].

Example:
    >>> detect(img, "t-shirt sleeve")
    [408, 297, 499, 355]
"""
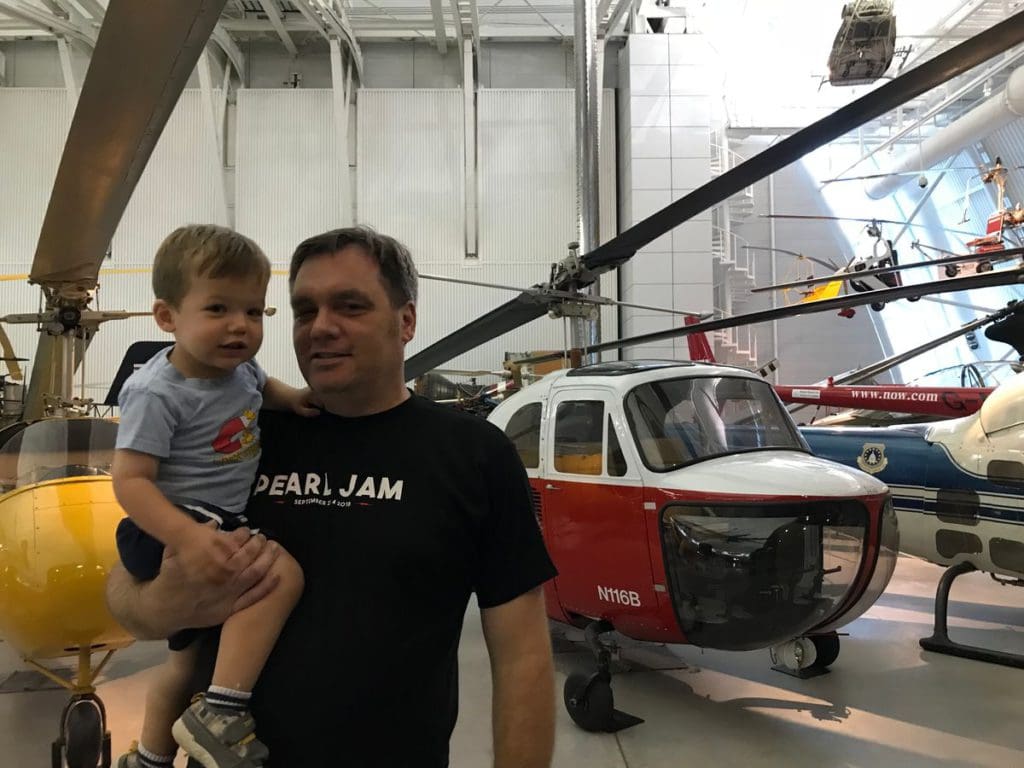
[474, 430, 557, 609]
[115, 386, 179, 458]
[247, 359, 268, 390]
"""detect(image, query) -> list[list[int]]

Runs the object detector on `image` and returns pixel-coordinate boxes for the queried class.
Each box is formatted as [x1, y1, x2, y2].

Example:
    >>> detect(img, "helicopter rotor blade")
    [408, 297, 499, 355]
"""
[750, 246, 1024, 293]
[834, 304, 1024, 385]
[28, 0, 226, 298]
[403, 11, 1024, 377]
[743, 246, 841, 272]
[0, 325, 24, 382]
[405, 294, 549, 381]
[581, 13, 1024, 274]
[761, 214, 913, 226]
[820, 168, 983, 183]
[514, 267, 1024, 367]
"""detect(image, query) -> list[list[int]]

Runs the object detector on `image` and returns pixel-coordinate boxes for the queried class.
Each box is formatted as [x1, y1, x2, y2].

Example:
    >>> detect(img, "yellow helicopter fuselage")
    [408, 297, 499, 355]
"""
[0, 475, 133, 659]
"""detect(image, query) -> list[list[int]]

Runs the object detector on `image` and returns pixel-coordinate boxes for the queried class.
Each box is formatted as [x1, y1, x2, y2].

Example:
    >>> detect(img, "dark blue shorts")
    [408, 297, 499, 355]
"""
[116, 504, 251, 651]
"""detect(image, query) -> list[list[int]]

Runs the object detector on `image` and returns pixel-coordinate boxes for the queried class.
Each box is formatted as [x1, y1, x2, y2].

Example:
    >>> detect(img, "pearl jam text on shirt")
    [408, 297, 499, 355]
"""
[252, 472, 404, 507]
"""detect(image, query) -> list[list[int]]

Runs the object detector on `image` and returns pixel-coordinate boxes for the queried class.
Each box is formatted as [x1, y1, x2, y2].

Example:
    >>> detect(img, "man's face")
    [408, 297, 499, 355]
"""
[290, 246, 416, 401]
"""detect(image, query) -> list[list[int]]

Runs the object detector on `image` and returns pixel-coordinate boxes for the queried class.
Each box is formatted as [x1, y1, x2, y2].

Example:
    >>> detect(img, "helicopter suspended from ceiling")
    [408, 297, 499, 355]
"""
[827, 0, 902, 86]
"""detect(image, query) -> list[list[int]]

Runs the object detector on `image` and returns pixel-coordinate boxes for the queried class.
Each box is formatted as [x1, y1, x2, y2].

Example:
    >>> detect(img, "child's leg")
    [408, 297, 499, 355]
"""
[138, 645, 198, 759]
[209, 548, 304, 699]
[170, 550, 302, 766]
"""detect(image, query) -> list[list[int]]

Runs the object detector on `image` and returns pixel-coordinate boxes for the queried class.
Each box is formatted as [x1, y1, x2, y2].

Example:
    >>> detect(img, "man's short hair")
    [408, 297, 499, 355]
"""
[153, 224, 271, 306]
[289, 226, 418, 307]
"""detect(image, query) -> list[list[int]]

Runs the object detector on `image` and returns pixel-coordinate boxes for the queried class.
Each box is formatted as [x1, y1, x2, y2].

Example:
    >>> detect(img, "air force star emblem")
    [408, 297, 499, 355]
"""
[857, 443, 888, 474]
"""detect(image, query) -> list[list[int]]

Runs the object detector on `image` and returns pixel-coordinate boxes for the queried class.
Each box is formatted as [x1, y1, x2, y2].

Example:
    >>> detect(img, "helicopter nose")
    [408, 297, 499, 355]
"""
[657, 491, 896, 651]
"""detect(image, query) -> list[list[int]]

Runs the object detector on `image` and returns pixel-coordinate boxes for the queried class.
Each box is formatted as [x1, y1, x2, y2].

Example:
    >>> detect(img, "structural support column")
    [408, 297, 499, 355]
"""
[573, 0, 602, 357]
[197, 50, 230, 225]
[56, 37, 77, 112]
[462, 38, 478, 258]
[330, 36, 354, 226]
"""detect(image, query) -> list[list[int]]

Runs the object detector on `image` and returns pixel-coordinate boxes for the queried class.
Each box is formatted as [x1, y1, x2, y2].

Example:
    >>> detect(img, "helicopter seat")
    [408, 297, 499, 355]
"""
[641, 435, 691, 466]
[554, 442, 603, 475]
[661, 423, 700, 461]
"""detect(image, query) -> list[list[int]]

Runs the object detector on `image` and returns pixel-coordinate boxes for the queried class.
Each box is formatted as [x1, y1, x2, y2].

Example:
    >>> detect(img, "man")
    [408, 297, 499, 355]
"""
[106, 226, 558, 767]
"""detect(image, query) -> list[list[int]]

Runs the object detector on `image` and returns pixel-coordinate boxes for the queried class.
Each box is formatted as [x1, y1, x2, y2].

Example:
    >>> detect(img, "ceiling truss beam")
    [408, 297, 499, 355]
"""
[0, 0, 95, 46]
[259, 0, 297, 57]
[429, 0, 447, 54]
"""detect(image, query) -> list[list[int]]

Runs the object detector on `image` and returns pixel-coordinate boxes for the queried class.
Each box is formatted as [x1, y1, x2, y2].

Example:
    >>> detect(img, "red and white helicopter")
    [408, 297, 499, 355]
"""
[486, 359, 897, 730]
[400, 14, 1024, 731]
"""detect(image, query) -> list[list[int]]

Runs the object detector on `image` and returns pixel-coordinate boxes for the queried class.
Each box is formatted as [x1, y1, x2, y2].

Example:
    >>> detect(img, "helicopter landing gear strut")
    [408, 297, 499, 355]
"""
[920, 561, 1024, 668]
[33, 647, 114, 768]
[770, 631, 840, 678]
[563, 620, 643, 733]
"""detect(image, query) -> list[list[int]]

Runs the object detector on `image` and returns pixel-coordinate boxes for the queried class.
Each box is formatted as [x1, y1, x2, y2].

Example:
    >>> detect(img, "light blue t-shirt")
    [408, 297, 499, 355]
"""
[115, 348, 267, 516]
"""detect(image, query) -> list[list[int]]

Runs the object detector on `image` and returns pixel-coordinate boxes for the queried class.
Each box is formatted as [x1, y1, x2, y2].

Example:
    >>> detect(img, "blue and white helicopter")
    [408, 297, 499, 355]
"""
[801, 308, 1024, 668]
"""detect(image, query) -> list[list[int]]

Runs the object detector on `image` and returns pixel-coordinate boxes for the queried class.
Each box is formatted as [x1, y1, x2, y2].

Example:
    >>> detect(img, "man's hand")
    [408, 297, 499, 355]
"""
[173, 523, 243, 585]
[105, 524, 282, 640]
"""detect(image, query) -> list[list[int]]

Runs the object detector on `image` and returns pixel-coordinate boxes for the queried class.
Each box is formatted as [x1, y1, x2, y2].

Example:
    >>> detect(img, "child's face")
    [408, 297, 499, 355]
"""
[155, 274, 267, 378]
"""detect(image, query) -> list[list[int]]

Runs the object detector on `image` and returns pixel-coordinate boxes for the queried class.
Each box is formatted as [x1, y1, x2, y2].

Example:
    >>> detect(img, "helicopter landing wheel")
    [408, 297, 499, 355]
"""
[945, 264, 960, 278]
[809, 632, 841, 669]
[563, 671, 615, 732]
[52, 693, 111, 768]
[770, 636, 829, 678]
[561, 620, 643, 733]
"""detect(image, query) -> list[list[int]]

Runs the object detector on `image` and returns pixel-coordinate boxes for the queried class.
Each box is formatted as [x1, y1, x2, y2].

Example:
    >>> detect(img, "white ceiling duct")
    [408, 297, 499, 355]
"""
[866, 65, 1024, 199]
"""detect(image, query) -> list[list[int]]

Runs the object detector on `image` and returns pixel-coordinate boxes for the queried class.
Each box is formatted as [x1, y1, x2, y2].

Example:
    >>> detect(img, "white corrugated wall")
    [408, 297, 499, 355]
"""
[88, 89, 228, 401]
[0, 90, 70, 387]
[0, 89, 227, 401]
[356, 88, 617, 374]
[2, 86, 619, 397]
[235, 89, 346, 384]
[357, 89, 466, 262]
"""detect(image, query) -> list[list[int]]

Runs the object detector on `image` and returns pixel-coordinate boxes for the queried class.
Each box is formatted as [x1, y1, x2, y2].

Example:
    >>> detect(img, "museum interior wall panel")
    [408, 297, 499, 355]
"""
[357, 89, 465, 265]
[0, 88, 70, 391]
[234, 88, 350, 385]
[391, 88, 618, 374]
[619, 34, 713, 361]
[92, 90, 229, 399]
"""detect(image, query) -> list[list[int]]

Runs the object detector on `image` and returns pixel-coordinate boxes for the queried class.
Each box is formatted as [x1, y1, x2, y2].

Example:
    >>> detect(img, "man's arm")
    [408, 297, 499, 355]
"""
[105, 527, 282, 640]
[481, 587, 555, 768]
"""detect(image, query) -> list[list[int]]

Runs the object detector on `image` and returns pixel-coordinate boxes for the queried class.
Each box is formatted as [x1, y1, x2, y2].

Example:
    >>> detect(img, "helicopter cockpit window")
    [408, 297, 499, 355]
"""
[504, 402, 542, 469]
[607, 416, 627, 477]
[554, 400, 604, 475]
[0, 418, 117, 492]
[625, 376, 805, 471]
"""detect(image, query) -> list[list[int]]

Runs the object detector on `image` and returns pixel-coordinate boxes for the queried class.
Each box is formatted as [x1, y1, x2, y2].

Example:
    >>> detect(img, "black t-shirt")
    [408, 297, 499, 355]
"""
[190, 394, 556, 767]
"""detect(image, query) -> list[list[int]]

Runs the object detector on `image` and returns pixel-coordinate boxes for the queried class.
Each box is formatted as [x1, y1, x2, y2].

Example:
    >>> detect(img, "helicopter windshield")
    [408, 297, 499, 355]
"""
[624, 376, 806, 471]
[0, 418, 117, 493]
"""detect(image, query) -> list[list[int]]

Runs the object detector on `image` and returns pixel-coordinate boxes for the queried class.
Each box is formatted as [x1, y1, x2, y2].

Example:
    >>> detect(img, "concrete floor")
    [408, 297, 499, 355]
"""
[2, 556, 1022, 767]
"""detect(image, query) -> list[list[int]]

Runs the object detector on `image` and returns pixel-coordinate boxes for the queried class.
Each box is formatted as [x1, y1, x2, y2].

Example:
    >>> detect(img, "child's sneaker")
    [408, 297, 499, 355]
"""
[171, 695, 269, 768]
[117, 743, 173, 768]
[116, 745, 142, 768]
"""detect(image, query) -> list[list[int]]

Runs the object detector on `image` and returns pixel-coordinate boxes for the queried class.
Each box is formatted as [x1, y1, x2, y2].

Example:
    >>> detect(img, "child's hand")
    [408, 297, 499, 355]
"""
[174, 523, 243, 585]
[291, 386, 321, 418]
